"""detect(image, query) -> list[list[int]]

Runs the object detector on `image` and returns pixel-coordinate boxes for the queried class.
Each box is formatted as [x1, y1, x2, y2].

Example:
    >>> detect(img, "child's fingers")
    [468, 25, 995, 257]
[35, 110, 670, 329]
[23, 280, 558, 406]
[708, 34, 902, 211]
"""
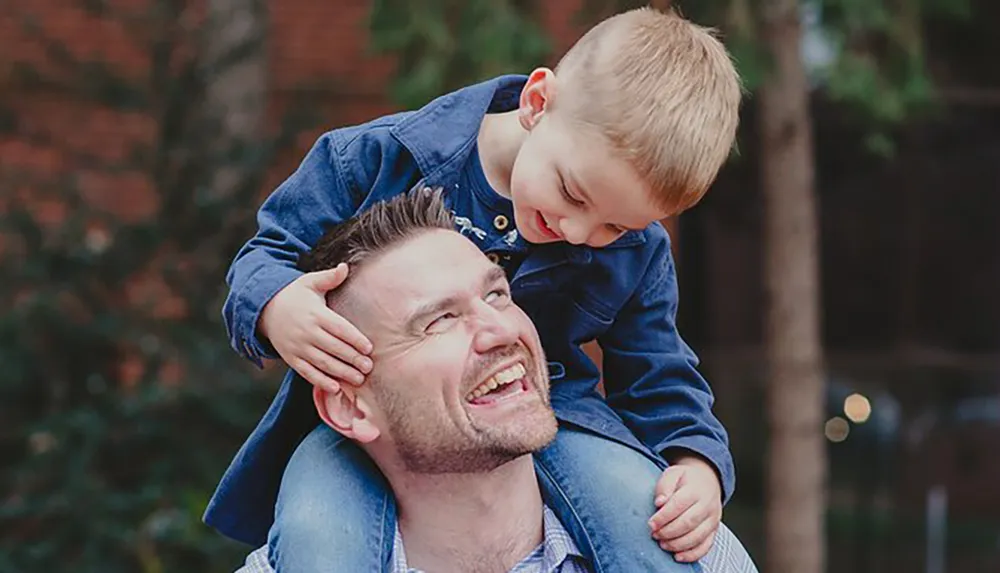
[648, 487, 697, 531]
[652, 497, 708, 540]
[657, 514, 715, 552]
[317, 310, 373, 355]
[306, 348, 365, 385]
[673, 531, 716, 563]
[293, 359, 343, 393]
[313, 332, 373, 375]
[305, 264, 350, 293]
[654, 466, 684, 507]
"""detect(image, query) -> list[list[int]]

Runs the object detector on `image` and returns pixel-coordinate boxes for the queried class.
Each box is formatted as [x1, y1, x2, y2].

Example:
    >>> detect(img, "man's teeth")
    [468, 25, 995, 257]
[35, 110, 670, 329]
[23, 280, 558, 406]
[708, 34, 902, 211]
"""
[466, 363, 526, 401]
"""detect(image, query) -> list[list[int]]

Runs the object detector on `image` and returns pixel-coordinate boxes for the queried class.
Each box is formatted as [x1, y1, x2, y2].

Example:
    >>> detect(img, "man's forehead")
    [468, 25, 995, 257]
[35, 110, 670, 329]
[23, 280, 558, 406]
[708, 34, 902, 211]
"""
[351, 230, 494, 310]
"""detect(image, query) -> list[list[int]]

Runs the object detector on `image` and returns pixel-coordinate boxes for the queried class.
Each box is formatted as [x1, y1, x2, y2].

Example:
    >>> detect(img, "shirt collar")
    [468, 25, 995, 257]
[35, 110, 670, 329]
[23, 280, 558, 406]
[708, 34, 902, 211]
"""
[538, 504, 586, 569]
[391, 505, 585, 573]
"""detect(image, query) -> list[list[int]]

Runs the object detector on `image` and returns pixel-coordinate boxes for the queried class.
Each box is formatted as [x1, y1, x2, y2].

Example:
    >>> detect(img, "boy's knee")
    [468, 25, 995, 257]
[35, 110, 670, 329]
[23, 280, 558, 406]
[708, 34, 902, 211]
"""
[274, 424, 391, 538]
[540, 427, 664, 492]
[273, 492, 333, 540]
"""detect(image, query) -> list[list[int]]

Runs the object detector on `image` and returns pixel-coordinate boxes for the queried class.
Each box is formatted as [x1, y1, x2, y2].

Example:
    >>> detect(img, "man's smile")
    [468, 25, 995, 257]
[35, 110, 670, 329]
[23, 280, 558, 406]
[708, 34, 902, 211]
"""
[466, 361, 524, 400]
[465, 361, 536, 407]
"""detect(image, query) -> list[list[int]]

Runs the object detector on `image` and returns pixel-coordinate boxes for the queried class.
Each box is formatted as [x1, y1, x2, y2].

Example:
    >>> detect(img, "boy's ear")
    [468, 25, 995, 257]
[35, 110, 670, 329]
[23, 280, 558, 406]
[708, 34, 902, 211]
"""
[313, 385, 381, 444]
[519, 67, 557, 131]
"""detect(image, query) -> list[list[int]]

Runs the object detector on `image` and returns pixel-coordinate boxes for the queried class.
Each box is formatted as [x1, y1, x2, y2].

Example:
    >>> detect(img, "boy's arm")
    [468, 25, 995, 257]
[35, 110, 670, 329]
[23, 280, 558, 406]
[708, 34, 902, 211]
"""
[223, 132, 363, 366]
[597, 238, 735, 503]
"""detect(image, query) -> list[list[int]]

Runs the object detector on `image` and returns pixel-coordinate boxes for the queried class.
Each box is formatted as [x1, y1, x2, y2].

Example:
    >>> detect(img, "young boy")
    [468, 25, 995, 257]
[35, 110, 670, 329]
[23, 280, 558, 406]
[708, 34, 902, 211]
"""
[206, 7, 742, 571]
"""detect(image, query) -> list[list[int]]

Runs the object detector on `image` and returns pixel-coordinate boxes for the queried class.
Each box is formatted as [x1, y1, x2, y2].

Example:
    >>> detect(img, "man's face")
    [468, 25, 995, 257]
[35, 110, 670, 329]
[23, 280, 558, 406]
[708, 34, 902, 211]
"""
[508, 76, 670, 247]
[344, 229, 557, 473]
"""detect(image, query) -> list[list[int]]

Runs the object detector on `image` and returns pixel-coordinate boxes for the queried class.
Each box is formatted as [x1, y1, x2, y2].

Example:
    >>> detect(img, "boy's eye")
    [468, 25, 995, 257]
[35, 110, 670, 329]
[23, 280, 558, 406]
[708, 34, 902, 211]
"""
[559, 179, 585, 207]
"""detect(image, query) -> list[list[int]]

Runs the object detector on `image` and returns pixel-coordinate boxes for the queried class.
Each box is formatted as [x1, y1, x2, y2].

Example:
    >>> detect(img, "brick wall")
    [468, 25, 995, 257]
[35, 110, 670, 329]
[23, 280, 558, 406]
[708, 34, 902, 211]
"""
[1, 0, 590, 215]
[1, 0, 623, 386]
[0, 0, 593, 377]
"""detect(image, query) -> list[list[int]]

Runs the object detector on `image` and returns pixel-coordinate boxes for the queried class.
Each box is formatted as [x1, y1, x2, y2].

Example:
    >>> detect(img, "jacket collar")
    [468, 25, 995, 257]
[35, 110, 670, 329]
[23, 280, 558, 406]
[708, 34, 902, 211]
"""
[390, 74, 527, 181]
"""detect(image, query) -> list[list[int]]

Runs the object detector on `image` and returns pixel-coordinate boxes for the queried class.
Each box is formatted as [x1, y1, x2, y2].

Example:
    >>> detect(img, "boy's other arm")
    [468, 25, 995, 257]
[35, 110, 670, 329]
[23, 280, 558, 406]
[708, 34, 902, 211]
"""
[597, 240, 735, 503]
[223, 132, 364, 366]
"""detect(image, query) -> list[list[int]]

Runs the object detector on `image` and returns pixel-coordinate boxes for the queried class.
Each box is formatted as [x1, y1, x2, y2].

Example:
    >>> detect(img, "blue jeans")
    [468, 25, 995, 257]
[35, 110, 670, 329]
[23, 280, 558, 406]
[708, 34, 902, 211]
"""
[268, 424, 701, 573]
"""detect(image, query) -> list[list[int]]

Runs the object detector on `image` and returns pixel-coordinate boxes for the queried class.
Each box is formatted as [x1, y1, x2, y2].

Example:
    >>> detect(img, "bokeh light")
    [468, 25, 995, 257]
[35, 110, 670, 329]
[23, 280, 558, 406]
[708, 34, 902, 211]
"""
[824, 416, 850, 443]
[844, 393, 872, 424]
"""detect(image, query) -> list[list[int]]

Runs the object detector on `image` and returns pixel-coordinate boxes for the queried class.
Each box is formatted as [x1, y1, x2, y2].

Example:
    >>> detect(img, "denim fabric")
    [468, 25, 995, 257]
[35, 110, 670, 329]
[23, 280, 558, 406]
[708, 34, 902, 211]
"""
[267, 424, 703, 573]
[267, 426, 395, 573]
[205, 74, 732, 546]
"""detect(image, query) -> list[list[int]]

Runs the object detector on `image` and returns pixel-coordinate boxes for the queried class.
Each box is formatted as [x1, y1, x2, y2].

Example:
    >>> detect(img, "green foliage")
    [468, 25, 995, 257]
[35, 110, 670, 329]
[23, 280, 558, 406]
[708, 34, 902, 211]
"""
[373, 0, 971, 154]
[369, 0, 551, 108]
[812, 0, 969, 154]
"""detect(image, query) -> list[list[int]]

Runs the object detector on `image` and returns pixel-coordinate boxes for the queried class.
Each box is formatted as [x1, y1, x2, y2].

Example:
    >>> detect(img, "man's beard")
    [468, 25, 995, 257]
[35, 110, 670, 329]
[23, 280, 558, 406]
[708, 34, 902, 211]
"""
[372, 347, 558, 474]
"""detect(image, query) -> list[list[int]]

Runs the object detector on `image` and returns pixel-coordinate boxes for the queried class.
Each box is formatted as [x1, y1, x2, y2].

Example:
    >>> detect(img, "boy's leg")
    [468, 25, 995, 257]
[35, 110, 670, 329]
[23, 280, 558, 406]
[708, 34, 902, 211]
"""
[268, 424, 395, 573]
[533, 425, 703, 573]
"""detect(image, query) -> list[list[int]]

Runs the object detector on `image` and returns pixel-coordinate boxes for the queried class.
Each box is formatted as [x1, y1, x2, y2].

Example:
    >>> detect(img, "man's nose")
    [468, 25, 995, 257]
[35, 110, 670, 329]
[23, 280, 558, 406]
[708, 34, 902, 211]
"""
[471, 303, 519, 353]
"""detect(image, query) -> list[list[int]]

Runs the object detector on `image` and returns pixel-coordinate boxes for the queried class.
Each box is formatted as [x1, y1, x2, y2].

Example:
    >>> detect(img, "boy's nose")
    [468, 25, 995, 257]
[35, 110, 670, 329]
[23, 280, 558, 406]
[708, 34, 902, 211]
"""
[558, 217, 596, 245]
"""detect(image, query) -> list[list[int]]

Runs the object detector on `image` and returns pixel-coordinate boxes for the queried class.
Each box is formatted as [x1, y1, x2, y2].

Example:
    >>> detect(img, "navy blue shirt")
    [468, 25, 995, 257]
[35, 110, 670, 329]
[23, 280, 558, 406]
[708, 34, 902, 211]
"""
[206, 75, 733, 546]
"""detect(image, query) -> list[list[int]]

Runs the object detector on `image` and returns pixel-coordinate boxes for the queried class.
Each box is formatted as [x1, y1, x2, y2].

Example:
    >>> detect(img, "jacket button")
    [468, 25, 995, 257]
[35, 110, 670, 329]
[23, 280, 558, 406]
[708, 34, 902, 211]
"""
[493, 215, 509, 231]
[486, 253, 501, 264]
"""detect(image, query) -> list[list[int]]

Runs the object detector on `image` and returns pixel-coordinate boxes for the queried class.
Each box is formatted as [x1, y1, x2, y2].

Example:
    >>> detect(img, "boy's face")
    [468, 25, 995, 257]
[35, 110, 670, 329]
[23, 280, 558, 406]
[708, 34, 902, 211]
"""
[508, 70, 671, 247]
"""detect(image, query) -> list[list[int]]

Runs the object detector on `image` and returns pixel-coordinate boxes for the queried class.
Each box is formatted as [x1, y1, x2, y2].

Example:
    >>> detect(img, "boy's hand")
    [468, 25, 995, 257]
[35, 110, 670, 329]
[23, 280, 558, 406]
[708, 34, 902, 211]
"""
[258, 263, 373, 391]
[648, 454, 722, 563]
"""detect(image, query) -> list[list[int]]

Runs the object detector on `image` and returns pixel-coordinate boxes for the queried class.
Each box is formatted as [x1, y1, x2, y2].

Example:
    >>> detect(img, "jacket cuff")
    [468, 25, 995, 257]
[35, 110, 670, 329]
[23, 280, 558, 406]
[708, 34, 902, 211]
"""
[232, 265, 303, 367]
[658, 436, 736, 505]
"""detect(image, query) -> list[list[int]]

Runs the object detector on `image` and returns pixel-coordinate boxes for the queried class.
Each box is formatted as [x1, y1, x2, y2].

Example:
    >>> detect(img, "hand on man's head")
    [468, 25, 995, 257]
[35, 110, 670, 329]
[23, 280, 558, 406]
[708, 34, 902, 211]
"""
[259, 263, 374, 392]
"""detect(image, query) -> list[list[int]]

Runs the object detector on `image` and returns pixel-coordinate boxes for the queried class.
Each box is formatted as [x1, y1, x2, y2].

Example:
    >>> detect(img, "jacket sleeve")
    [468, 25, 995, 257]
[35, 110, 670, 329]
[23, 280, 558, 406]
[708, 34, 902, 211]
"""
[222, 131, 365, 367]
[597, 239, 735, 503]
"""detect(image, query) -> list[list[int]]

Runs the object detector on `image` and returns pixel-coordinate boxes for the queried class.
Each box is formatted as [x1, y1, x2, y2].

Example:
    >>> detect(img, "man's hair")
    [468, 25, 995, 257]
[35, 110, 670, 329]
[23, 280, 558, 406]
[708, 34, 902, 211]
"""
[299, 187, 454, 275]
[554, 7, 742, 213]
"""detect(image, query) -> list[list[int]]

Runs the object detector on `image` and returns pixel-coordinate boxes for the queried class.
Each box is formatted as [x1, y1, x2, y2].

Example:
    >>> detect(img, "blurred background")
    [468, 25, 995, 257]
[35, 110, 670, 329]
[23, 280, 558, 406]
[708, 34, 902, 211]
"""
[1, 0, 997, 571]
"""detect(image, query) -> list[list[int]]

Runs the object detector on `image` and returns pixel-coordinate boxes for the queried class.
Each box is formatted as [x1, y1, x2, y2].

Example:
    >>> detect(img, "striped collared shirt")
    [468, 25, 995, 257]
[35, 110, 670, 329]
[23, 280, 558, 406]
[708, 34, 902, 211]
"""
[235, 510, 758, 573]
[236, 505, 588, 573]
[390, 505, 589, 573]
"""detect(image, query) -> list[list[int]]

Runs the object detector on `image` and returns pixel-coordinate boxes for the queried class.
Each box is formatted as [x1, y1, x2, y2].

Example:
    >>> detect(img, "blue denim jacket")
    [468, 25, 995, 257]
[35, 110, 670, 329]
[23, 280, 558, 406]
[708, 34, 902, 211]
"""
[205, 75, 733, 546]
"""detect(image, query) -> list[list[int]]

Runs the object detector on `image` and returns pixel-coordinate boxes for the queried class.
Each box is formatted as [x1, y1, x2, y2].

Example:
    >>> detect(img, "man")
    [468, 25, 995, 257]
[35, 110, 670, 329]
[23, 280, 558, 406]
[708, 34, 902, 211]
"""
[236, 190, 757, 572]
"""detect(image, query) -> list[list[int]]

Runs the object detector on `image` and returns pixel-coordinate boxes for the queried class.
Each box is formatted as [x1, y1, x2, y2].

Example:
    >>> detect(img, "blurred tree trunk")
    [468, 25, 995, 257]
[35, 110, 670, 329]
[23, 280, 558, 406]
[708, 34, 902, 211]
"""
[203, 0, 268, 197]
[758, 1, 826, 573]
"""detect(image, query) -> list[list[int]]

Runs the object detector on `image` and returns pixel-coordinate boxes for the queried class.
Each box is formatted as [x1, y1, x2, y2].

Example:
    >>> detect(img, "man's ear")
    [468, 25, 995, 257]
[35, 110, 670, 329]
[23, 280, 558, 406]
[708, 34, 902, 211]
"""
[519, 67, 557, 131]
[313, 385, 381, 444]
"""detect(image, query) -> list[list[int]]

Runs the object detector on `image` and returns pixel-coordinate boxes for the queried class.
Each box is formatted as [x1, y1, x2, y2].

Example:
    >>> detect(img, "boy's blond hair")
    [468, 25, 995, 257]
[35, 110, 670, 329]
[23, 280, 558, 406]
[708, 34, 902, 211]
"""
[554, 7, 742, 213]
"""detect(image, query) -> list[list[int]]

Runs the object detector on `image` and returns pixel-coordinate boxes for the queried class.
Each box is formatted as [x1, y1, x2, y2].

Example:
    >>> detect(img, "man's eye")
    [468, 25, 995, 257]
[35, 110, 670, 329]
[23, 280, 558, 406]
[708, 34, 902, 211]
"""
[426, 313, 458, 332]
[485, 289, 510, 304]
